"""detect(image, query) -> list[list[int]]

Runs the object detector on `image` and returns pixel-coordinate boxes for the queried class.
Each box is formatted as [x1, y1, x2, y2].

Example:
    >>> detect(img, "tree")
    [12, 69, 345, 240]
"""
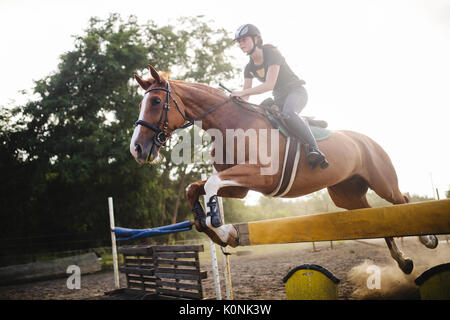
[0, 13, 237, 262]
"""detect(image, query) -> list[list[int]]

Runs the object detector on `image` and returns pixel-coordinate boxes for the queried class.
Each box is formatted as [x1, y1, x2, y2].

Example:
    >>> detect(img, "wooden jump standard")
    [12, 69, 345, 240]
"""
[234, 199, 450, 246]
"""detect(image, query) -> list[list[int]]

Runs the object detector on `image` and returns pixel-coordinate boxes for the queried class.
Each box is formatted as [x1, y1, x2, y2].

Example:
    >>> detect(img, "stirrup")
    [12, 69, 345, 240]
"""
[206, 195, 223, 228]
[320, 159, 329, 169]
[307, 148, 328, 169]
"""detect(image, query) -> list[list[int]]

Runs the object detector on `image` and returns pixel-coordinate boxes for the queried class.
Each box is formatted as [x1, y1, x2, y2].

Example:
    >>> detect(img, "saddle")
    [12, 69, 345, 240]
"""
[259, 98, 331, 142]
[259, 98, 332, 197]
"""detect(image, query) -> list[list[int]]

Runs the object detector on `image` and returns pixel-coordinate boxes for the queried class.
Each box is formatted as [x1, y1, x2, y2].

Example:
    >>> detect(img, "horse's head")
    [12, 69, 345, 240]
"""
[130, 65, 187, 164]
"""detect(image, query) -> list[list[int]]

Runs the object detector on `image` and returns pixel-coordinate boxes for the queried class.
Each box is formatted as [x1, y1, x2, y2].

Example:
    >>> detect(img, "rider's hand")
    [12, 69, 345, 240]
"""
[231, 91, 245, 98]
[270, 105, 280, 112]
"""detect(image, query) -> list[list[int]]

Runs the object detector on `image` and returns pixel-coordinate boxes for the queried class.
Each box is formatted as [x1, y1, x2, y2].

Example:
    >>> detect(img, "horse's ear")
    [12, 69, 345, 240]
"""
[148, 64, 163, 84]
[134, 74, 151, 90]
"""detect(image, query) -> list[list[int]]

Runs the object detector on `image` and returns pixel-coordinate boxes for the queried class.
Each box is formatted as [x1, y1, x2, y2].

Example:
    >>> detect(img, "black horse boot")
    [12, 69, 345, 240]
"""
[206, 195, 223, 228]
[192, 200, 208, 230]
[284, 113, 329, 169]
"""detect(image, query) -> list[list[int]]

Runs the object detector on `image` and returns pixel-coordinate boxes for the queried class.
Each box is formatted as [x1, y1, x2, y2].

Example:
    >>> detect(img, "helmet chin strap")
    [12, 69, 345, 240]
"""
[247, 37, 258, 56]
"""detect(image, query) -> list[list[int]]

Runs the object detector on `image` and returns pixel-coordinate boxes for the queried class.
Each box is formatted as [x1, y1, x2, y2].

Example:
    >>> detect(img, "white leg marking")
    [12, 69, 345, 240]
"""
[203, 174, 240, 244]
[204, 174, 240, 196]
[209, 224, 237, 243]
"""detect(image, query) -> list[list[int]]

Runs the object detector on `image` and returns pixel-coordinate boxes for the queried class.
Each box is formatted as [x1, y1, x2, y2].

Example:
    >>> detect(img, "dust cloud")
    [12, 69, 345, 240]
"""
[347, 239, 450, 299]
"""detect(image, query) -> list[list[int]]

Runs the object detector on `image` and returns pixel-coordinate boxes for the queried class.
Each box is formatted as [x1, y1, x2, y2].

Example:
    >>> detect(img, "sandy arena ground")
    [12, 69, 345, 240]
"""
[1, 237, 449, 300]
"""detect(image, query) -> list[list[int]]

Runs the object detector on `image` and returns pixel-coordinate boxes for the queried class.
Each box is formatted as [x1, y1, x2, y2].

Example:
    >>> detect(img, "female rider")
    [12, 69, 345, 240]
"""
[231, 24, 328, 169]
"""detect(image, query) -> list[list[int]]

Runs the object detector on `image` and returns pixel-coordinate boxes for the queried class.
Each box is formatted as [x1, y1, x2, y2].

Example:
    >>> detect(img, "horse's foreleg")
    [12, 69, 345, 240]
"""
[186, 178, 251, 247]
[186, 180, 231, 246]
[186, 180, 206, 230]
[195, 164, 275, 247]
[186, 180, 211, 231]
[186, 180, 206, 208]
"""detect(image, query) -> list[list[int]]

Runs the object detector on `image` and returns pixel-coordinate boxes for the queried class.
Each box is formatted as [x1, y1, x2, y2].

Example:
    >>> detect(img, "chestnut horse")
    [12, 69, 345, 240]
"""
[130, 65, 437, 274]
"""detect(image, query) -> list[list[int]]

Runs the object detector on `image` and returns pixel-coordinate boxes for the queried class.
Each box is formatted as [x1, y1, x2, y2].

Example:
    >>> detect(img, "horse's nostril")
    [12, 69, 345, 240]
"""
[135, 143, 142, 156]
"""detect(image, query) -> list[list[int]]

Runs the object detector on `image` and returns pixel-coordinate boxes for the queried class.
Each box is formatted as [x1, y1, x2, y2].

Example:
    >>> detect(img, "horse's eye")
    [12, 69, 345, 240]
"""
[152, 97, 161, 105]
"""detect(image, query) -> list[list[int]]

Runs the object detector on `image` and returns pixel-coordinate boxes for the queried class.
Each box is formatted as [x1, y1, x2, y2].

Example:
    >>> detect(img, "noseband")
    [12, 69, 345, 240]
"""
[135, 82, 187, 147]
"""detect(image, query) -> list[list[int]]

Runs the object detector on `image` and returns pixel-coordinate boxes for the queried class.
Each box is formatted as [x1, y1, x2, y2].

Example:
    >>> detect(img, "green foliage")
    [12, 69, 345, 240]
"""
[0, 13, 237, 263]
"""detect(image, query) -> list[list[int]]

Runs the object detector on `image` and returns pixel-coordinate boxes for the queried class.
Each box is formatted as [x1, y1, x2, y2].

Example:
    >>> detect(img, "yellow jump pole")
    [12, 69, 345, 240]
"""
[235, 199, 450, 246]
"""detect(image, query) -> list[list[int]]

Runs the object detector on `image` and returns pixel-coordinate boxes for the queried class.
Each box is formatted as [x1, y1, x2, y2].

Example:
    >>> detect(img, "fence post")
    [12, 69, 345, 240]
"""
[217, 194, 233, 300]
[202, 174, 222, 300]
[108, 197, 120, 289]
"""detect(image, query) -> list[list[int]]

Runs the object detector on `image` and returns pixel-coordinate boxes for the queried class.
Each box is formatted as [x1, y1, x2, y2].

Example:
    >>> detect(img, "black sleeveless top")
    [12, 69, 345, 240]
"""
[244, 46, 305, 104]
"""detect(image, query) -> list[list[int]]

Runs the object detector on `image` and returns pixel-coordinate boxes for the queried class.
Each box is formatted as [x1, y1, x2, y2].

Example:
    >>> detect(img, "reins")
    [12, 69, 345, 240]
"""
[218, 82, 276, 118]
[134, 81, 275, 148]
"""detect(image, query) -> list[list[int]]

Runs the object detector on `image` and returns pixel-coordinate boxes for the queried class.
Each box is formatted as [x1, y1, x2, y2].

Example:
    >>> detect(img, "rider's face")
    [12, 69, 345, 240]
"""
[237, 36, 254, 54]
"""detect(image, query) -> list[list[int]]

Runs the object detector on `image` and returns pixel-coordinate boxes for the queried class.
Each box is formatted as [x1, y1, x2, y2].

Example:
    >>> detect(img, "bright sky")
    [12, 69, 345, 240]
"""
[1, 0, 449, 200]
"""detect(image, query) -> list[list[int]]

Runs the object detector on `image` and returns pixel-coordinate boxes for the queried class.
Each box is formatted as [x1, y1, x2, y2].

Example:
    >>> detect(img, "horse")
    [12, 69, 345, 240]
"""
[130, 65, 438, 274]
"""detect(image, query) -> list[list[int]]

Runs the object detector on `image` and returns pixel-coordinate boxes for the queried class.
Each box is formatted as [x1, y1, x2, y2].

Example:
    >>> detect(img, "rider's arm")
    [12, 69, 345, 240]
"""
[232, 64, 280, 98]
[242, 77, 253, 101]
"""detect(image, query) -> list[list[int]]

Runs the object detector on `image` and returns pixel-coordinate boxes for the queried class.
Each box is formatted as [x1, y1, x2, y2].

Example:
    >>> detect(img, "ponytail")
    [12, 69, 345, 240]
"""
[261, 44, 277, 50]
[261, 43, 280, 56]
[249, 36, 279, 55]
[254, 35, 263, 47]
[255, 36, 277, 50]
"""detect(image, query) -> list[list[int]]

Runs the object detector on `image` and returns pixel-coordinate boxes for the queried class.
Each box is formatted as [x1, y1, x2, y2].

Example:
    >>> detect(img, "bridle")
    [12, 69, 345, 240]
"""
[134, 81, 232, 148]
[135, 81, 187, 147]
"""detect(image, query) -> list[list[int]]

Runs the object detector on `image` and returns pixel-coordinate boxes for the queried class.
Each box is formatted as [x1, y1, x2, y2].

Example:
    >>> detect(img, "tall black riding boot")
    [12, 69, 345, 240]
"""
[284, 113, 329, 169]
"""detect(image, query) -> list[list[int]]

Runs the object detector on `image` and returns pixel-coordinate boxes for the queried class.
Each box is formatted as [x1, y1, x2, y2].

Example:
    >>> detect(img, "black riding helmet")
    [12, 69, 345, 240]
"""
[234, 24, 262, 55]
[234, 24, 261, 41]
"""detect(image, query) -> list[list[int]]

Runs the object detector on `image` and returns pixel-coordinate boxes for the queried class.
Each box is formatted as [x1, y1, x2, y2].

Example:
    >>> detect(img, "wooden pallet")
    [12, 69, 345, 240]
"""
[109, 245, 207, 300]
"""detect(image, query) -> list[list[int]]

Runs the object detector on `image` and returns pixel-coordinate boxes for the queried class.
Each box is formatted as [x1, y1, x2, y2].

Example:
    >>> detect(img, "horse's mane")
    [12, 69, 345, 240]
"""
[170, 80, 228, 99]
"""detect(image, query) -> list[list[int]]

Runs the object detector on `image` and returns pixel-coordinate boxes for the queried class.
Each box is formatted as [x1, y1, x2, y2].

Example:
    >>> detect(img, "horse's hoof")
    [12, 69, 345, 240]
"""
[203, 228, 228, 247]
[398, 258, 414, 275]
[195, 223, 239, 248]
[226, 229, 240, 248]
[217, 224, 239, 247]
[419, 235, 438, 249]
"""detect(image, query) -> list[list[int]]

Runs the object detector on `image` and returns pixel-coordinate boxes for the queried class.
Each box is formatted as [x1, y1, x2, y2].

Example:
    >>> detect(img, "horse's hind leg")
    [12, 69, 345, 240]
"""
[396, 195, 438, 249]
[368, 169, 438, 253]
[327, 175, 414, 274]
